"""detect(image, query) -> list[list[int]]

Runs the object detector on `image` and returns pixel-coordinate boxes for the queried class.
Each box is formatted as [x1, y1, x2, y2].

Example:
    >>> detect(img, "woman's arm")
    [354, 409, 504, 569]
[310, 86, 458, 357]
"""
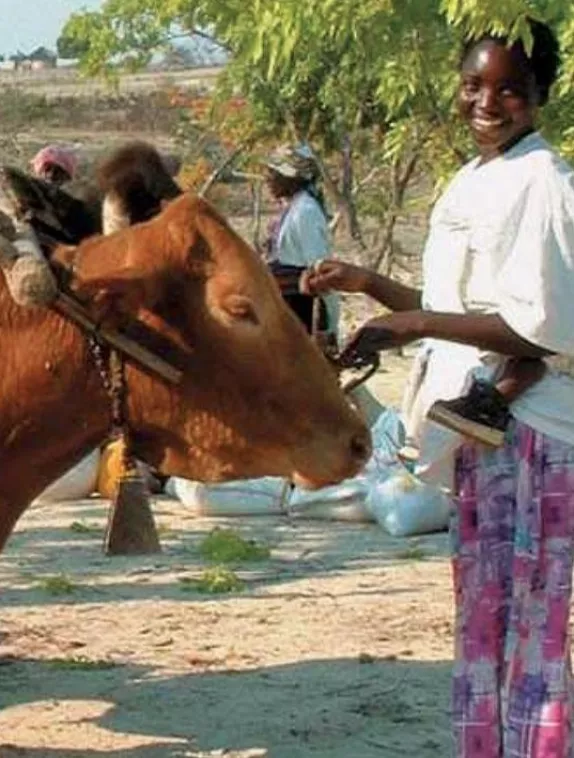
[363, 270, 422, 312]
[342, 309, 552, 359]
[300, 260, 422, 312]
[421, 311, 551, 356]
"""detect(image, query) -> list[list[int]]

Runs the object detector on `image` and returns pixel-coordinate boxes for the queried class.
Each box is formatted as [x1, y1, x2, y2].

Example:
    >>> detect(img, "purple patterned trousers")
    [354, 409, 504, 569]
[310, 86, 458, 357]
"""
[452, 421, 574, 757]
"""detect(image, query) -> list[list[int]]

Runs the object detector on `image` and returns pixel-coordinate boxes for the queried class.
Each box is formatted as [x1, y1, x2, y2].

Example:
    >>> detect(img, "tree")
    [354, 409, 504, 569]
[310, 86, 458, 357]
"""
[59, 0, 574, 269]
[161, 42, 201, 69]
[57, 32, 90, 59]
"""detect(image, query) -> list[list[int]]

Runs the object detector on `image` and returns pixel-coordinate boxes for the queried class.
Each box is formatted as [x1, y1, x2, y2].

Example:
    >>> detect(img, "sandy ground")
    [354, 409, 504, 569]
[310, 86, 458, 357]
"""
[0, 506, 453, 758]
[0, 357, 458, 758]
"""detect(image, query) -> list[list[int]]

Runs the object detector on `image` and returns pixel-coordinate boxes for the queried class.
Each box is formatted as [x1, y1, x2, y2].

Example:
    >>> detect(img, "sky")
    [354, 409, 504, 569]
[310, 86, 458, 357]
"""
[0, 0, 104, 57]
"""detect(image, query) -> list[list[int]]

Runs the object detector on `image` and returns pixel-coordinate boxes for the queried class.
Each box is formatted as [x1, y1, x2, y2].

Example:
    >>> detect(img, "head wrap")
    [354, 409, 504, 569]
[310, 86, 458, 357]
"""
[264, 143, 320, 182]
[31, 145, 78, 180]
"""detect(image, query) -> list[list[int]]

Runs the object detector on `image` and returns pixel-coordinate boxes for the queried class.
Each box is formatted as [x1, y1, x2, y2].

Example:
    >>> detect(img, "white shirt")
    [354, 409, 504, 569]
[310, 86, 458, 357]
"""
[408, 132, 574, 453]
[274, 190, 339, 333]
[275, 190, 329, 266]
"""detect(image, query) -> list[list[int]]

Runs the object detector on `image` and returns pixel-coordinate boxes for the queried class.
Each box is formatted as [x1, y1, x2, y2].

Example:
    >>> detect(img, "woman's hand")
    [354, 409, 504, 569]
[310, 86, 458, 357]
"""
[299, 259, 370, 295]
[339, 311, 425, 365]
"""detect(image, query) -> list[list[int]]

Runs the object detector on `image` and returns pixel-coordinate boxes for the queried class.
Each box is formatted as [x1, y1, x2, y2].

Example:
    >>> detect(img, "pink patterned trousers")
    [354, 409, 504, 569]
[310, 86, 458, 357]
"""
[452, 421, 574, 757]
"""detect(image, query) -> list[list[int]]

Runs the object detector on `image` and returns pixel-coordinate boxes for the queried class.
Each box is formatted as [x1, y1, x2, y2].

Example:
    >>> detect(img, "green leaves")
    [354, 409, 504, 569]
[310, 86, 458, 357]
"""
[60, 0, 574, 268]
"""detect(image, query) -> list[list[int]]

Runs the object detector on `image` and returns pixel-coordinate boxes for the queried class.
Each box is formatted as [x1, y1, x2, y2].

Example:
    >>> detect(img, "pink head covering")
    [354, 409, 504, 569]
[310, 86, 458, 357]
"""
[31, 145, 78, 180]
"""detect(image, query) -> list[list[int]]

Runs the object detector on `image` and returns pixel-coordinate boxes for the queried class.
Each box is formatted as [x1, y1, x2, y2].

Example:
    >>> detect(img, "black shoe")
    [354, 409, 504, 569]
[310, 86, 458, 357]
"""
[427, 380, 511, 447]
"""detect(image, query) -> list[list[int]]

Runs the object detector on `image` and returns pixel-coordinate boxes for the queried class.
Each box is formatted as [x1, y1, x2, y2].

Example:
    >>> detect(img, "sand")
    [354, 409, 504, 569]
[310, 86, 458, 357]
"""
[0, 356, 457, 758]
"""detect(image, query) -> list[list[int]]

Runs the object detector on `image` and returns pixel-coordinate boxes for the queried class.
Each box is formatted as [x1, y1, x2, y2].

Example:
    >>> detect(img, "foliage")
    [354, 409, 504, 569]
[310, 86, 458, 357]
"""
[45, 656, 117, 670]
[57, 32, 90, 60]
[179, 566, 245, 594]
[394, 539, 428, 562]
[61, 0, 574, 269]
[38, 574, 78, 595]
[69, 520, 100, 535]
[162, 42, 202, 69]
[198, 527, 271, 564]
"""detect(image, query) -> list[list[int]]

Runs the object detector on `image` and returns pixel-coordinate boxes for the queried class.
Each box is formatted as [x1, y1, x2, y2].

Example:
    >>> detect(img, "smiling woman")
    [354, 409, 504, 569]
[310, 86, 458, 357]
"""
[301, 17, 574, 758]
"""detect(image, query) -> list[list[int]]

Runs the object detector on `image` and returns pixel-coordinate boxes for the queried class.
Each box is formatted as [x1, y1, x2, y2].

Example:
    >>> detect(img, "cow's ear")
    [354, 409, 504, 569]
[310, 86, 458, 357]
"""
[55, 233, 163, 323]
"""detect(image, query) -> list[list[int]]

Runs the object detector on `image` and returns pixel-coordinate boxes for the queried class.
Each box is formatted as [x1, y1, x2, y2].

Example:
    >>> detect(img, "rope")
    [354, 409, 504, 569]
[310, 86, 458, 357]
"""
[309, 294, 379, 396]
[88, 337, 135, 474]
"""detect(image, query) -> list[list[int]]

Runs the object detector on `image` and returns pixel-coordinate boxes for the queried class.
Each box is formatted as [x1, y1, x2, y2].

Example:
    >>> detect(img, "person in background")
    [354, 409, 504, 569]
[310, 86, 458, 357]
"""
[263, 142, 339, 340]
[31, 144, 78, 187]
[0, 145, 80, 306]
[303, 18, 574, 757]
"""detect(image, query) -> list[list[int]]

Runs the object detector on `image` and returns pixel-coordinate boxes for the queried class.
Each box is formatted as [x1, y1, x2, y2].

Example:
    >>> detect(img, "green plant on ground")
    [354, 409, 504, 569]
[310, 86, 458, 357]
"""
[198, 527, 271, 564]
[179, 565, 245, 594]
[69, 521, 99, 535]
[37, 575, 78, 595]
[394, 540, 427, 561]
[45, 656, 117, 670]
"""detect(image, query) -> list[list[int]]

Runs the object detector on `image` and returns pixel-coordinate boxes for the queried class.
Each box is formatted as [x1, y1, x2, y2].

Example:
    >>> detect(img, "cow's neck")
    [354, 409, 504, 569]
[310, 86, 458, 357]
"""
[0, 291, 109, 549]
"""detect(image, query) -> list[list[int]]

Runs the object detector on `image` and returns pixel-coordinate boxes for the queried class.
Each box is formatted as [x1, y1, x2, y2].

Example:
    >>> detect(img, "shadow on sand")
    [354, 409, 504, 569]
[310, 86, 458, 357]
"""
[0, 498, 450, 609]
[0, 654, 452, 758]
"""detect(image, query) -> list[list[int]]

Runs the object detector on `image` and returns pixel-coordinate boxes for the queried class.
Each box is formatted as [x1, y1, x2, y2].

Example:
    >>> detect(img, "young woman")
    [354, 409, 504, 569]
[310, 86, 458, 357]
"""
[303, 19, 574, 757]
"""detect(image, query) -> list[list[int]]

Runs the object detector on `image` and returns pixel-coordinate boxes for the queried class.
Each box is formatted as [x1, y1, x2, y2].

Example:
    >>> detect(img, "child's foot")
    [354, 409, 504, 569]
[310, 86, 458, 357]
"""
[427, 380, 510, 447]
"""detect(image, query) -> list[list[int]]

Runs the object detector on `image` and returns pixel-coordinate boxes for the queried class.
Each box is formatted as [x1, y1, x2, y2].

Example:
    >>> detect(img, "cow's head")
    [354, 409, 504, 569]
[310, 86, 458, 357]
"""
[56, 194, 371, 489]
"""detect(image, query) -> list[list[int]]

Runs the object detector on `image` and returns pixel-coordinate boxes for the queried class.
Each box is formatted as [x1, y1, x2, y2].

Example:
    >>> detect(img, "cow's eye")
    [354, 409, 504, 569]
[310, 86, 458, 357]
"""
[223, 295, 260, 326]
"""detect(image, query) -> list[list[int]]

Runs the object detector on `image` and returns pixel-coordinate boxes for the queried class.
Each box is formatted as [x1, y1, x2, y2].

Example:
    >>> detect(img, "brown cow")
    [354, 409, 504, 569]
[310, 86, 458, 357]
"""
[0, 193, 371, 550]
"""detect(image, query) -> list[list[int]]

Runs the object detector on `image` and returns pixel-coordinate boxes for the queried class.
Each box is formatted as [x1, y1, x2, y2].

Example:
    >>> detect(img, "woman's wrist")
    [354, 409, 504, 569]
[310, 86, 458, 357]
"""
[362, 271, 422, 312]
[362, 269, 385, 297]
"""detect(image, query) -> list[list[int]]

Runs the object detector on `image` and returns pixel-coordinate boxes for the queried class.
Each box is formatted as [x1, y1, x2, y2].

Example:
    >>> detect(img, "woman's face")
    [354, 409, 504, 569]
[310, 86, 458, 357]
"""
[265, 169, 299, 200]
[39, 163, 71, 186]
[458, 39, 539, 159]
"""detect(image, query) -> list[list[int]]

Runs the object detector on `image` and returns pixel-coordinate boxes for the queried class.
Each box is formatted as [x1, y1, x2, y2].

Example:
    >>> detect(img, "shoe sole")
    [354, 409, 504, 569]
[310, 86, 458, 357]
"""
[427, 405, 506, 447]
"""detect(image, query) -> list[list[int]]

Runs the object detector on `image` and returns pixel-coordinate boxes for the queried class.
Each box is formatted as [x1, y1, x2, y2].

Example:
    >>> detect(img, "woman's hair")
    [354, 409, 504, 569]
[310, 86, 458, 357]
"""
[460, 18, 561, 106]
[268, 169, 329, 218]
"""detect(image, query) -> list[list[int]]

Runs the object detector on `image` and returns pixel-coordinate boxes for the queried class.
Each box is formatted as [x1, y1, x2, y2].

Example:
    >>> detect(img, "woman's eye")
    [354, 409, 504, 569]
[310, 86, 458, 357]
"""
[223, 296, 260, 325]
[499, 85, 525, 99]
[461, 79, 479, 95]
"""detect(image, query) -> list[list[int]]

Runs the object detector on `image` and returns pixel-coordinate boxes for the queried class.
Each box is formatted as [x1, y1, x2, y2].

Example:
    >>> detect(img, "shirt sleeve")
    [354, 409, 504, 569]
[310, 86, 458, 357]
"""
[496, 168, 574, 355]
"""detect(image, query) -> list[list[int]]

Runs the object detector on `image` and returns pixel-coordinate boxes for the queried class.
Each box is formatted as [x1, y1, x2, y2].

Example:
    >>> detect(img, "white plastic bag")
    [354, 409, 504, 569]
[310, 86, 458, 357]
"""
[289, 478, 372, 522]
[166, 476, 288, 516]
[36, 448, 101, 503]
[362, 409, 452, 537]
[366, 469, 452, 537]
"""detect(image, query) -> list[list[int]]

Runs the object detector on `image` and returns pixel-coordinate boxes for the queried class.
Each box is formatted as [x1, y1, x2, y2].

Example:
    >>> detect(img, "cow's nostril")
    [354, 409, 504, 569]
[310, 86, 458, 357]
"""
[350, 432, 371, 463]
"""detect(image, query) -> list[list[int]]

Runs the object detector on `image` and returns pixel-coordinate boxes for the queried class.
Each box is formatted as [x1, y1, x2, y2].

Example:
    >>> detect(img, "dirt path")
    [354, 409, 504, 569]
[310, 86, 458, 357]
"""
[0, 491, 454, 758]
